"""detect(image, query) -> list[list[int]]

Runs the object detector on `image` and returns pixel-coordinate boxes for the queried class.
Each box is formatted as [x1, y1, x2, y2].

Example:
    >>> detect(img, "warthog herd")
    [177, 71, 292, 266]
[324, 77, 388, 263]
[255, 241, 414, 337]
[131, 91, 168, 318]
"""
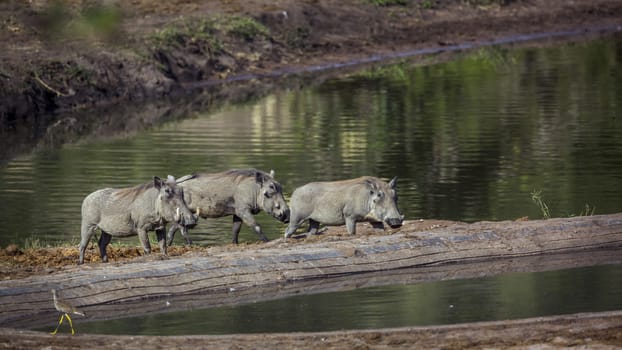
[79, 168, 403, 264]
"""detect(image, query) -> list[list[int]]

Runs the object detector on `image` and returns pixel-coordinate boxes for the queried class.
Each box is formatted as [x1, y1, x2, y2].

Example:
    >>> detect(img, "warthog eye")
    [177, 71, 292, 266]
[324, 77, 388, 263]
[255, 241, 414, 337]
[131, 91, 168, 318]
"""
[264, 191, 271, 198]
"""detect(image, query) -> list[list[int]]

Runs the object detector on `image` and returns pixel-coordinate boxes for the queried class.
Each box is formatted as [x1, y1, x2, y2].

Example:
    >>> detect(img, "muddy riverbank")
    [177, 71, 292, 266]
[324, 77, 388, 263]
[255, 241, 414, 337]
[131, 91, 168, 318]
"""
[2, 310, 622, 349]
[2, 0, 622, 162]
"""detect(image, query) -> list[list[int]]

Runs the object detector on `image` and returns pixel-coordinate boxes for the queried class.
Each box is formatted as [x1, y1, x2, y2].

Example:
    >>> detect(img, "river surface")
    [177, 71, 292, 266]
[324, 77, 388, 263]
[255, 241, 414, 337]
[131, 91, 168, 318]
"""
[60, 263, 622, 335]
[4, 33, 622, 334]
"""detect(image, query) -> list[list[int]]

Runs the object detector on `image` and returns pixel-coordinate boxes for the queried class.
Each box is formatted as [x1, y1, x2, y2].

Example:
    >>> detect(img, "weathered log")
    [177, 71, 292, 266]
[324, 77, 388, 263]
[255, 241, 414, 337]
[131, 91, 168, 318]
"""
[1, 214, 621, 329]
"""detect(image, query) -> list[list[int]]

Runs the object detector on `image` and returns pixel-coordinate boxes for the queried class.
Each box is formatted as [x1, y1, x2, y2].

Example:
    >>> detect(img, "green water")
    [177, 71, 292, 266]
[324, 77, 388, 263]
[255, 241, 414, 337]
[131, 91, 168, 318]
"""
[72, 264, 622, 335]
[0, 35, 621, 249]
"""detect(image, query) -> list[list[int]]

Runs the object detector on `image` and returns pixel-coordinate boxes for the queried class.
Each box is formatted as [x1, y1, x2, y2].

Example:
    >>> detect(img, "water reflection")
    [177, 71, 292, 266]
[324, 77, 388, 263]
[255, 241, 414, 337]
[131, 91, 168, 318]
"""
[1, 35, 621, 247]
[73, 264, 622, 335]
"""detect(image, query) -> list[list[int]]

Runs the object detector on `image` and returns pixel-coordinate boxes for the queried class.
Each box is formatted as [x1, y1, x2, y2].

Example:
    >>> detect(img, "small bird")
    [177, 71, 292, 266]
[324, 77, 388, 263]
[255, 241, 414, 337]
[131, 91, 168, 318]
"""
[51, 289, 86, 335]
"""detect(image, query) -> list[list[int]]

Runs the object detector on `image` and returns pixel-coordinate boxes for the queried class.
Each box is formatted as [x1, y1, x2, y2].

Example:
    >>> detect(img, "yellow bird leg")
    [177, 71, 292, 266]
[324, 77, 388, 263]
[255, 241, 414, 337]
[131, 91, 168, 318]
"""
[51, 313, 65, 335]
[66, 313, 75, 335]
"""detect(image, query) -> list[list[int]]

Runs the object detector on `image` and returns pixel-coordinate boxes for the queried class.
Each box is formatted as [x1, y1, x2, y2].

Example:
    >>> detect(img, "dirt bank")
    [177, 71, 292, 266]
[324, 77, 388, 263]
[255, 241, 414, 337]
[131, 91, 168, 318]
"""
[2, 0, 622, 162]
[1, 311, 621, 349]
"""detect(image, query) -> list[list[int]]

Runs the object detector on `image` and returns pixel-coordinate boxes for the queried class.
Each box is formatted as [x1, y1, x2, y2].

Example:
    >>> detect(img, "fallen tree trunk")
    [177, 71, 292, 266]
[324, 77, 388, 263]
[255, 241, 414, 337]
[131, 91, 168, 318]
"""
[1, 214, 621, 329]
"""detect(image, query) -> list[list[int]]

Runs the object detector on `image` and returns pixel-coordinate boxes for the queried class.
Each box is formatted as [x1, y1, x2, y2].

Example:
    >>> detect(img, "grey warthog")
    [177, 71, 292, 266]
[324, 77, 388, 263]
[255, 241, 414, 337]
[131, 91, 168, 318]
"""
[167, 168, 290, 245]
[78, 176, 196, 264]
[284, 176, 404, 238]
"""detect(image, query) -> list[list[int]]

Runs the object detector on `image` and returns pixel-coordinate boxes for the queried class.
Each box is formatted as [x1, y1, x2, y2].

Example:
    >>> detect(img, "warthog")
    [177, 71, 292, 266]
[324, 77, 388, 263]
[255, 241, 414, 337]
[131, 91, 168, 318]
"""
[78, 176, 196, 264]
[284, 176, 404, 238]
[167, 168, 290, 245]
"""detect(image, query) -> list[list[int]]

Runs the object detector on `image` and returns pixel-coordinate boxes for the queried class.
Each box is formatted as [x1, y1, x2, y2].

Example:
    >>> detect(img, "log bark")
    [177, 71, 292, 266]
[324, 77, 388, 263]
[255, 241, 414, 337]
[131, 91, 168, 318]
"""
[1, 214, 621, 329]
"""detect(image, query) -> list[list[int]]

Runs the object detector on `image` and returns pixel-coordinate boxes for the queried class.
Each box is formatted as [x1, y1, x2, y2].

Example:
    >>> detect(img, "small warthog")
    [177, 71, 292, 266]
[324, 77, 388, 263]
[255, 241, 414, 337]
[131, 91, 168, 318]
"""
[167, 168, 290, 245]
[284, 176, 404, 237]
[78, 176, 196, 264]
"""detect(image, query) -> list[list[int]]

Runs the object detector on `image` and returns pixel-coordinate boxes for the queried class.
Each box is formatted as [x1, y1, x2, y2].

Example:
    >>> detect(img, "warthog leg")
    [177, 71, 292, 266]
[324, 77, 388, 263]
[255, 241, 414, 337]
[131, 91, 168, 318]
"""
[306, 219, 321, 236]
[166, 224, 178, 247]
[167, 223, 194, 246]
[156, 227, 167, 255]
[138, 229, 151, 254]
[179, 225, 193, 245]
[98, 231, 112, 263]
[233, 211, 269, 244]
[345, 217, 357, 235]
[78, 223, 98, 265]
[232, 215, 243, 244]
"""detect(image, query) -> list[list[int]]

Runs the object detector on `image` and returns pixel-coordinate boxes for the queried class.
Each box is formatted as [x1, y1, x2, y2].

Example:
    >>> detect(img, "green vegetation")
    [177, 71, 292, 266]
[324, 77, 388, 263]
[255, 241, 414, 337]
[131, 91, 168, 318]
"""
[530, 190, 551, 220]
[469, 47, 516, 68]
[77, 3, 122, 38]
[420, 0, 436, 9]
[150, 14, 269, 53]
[285, 26, 311, 48]
[151, 19, 221, 52]
[353, 62, 410, 81]
[219, 15, 269, 41]
[531, 190, 597, 219]
[41, 1, 121, 41]
[23, 235, 46, 249]
[577, 203, 597, 217]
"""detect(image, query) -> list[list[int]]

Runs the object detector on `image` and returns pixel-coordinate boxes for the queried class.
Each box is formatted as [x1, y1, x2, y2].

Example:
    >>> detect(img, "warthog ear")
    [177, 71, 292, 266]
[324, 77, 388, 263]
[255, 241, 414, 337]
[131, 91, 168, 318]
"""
[153, 176, 164, 190]
[365, 178, 379, 191]
[167, 175, 176, 184]
[365, 178, 378, 196]
[255, 171, 264, 184]
[388, 176, 398, 189]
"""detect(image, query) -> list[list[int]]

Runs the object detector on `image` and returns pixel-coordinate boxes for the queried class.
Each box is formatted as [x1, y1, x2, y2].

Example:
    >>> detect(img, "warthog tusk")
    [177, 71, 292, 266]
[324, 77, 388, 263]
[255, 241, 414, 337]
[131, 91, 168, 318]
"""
[363, 211, 381, 222]
[196, 207, 201, 217]
[175, 207, 180, 222]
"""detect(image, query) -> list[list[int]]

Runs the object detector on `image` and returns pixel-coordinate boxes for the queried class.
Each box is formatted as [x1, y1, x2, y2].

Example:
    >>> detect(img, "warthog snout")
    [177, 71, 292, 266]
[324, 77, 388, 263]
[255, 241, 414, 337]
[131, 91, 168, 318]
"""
[184, 209, 197, 226]
[279, 208, 290, 224]
[385, 216, 403, 229]
[175, 207, 197, 227]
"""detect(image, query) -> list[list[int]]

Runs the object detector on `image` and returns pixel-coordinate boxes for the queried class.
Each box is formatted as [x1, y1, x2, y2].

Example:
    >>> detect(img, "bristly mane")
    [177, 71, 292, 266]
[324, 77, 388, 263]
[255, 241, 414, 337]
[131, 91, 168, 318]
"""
[331, 176, 378, 186]
[113, 181, 155, 200]
[224, 168, 263, 178]
[224, 168, 271, 182]
[193, 169, 276, 184]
